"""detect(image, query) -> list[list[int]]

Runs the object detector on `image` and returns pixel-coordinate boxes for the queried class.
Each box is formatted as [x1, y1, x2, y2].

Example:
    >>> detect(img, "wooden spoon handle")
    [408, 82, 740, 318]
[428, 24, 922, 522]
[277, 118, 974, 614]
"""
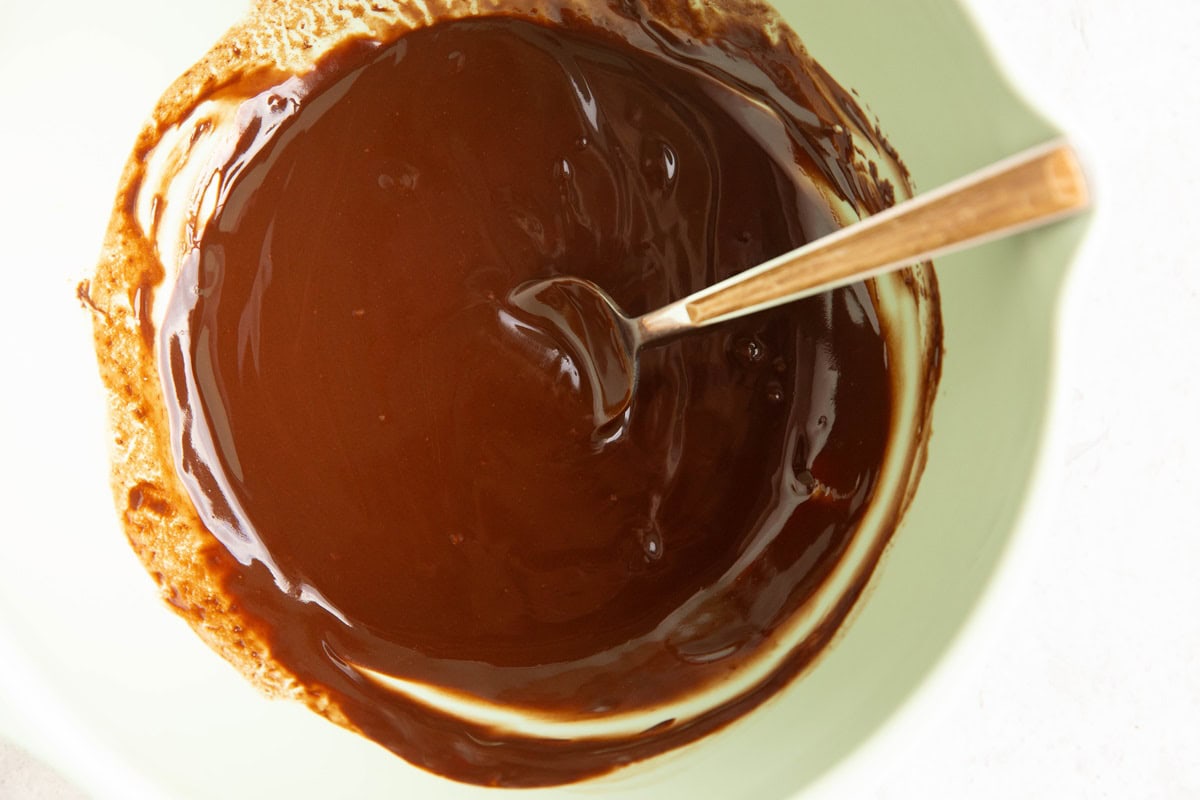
[684, 141, 1090, 326]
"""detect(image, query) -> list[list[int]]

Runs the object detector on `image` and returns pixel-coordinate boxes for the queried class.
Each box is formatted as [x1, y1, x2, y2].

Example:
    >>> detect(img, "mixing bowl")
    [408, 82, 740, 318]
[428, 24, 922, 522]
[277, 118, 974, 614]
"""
[0, 0, 1091, 796]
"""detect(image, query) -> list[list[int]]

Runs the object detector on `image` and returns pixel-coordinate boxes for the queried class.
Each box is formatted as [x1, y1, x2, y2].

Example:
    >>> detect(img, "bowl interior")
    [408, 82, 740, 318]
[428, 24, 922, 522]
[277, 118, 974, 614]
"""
[0, 0, 1089, 797]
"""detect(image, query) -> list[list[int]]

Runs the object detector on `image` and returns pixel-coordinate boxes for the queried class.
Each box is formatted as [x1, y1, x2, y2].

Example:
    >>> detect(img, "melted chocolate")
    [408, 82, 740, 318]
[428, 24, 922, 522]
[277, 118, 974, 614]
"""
[160, 13, 899, 787]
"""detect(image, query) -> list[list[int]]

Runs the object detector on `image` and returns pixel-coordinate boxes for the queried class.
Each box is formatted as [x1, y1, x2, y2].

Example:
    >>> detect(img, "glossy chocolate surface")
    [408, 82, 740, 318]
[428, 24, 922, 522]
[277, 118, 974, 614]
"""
[161, 13, 900, 786]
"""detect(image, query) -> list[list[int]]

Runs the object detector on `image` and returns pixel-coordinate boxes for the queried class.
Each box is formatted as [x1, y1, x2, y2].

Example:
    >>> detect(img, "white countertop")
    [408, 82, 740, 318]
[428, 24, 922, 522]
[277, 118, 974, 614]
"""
[2, 0, 1197, 796]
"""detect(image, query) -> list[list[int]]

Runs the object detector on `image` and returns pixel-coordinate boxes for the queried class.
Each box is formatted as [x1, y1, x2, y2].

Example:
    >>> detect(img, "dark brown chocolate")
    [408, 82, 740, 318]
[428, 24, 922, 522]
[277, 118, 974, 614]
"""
[149, 11, 915, 788]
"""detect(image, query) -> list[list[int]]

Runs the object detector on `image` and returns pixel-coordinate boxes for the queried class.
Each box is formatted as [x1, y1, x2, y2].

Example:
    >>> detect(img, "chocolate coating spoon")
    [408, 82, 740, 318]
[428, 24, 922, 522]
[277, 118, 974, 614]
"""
[510, 140, 1090, 425]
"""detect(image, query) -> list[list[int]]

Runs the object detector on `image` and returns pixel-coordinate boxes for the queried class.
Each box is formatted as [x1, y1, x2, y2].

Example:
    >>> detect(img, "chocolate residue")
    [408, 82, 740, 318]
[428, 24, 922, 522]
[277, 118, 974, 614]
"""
[87, 0, 941, 789]
[75, 280, 108, 319]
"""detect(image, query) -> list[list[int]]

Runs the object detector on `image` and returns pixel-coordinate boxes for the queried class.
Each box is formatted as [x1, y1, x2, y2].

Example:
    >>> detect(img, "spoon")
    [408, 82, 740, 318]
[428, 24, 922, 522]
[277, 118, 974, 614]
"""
[510, 140, 1090, 426]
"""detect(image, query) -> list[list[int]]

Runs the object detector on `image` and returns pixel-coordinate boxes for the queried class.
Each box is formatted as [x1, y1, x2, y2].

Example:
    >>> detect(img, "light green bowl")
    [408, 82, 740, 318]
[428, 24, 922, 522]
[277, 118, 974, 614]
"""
[0, 0, 1090, 797]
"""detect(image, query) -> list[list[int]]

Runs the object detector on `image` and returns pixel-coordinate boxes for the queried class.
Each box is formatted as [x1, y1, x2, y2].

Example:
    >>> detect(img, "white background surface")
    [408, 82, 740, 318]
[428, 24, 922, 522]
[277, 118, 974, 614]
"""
[1, 0, 1198, 797]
